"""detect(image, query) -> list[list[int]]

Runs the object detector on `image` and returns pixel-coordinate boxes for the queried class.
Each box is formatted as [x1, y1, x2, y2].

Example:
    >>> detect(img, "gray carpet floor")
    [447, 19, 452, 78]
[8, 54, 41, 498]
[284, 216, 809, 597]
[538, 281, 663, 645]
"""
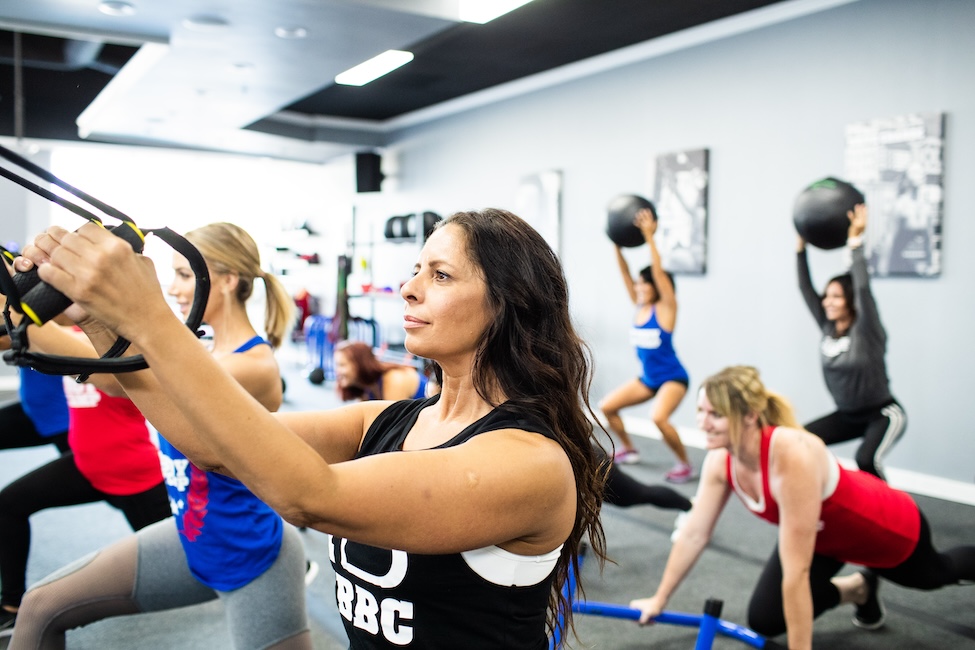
[1, 352, 973, 648]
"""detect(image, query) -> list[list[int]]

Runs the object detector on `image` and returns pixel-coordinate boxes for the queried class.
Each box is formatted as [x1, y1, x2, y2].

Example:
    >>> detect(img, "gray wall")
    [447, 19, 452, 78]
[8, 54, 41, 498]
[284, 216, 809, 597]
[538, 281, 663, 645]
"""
[370, 0, 975, 482]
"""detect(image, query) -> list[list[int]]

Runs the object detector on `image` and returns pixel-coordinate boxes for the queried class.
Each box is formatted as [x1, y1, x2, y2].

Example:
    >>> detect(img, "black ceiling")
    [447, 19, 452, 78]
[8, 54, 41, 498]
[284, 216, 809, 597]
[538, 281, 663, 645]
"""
[0, 0, 787, 145]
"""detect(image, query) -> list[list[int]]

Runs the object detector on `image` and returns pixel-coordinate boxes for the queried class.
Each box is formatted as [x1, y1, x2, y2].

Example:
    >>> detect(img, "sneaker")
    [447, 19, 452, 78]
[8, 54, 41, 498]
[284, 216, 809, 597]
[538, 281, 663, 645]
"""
[853, 570, 886, 630]
[613, 448, 640, 465]
[670, 509, 690, 543]
[305, 560, 320, 587]
[665, 462, 693, 484]
[0, 607, 16, 635]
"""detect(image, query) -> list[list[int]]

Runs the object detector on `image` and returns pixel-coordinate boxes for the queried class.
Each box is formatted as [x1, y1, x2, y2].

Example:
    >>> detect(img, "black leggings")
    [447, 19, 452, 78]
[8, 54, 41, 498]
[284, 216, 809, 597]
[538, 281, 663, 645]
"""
[804, 400, 906, 480]
[0, 452, 171, 607]
[747, 514, 975, 637]
[604, 462, 692, 511]
[0, 401, 69, 455]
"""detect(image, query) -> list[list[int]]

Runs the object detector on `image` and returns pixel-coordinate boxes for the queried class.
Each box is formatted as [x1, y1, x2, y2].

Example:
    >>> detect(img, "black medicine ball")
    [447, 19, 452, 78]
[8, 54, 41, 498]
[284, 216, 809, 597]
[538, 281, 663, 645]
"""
[606, 194, 656, 248]
[793, 177, 865, 250]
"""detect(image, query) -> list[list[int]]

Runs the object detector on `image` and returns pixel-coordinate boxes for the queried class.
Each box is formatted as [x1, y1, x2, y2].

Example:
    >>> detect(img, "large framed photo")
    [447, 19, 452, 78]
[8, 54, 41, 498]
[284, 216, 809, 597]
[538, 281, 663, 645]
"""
[514, 170, 563, 255]
[844, 112, 945, 277]
[650, 148, 709, 274]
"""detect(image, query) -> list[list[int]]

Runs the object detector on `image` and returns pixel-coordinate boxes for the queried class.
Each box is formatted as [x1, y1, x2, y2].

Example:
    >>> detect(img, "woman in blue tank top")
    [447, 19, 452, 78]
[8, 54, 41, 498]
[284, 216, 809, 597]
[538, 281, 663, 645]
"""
[13, 223, 312, 649]
[599, 207, 693, 483]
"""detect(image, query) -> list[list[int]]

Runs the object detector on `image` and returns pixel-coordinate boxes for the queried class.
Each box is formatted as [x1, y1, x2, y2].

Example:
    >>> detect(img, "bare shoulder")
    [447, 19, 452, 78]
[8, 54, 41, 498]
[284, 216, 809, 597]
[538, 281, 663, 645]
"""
[466, 427, 573, 485]
[775, 426, 826, 455]
[771, 427, 828, 475]
[701, 448, 730, 483]
[465, 428, 575, 549]
[216, 342, 282, 409]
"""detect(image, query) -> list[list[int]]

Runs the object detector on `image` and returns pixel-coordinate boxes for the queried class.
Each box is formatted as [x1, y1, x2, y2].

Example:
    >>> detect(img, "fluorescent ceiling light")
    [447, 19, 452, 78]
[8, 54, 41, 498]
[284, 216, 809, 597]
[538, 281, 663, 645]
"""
[459, 0, 533, 24]
[335, 50, 414, 86]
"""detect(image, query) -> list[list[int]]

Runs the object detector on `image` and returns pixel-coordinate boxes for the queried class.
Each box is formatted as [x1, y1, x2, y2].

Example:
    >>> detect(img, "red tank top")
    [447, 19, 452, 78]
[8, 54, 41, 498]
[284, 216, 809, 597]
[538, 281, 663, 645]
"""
[64, 379, 164, 496]
[726, 426, 920, 568]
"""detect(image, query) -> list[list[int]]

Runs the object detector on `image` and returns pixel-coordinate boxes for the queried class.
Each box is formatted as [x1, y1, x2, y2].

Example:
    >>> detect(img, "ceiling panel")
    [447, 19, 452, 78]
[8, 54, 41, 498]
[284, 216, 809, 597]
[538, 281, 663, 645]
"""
[0, 0, 791, 162]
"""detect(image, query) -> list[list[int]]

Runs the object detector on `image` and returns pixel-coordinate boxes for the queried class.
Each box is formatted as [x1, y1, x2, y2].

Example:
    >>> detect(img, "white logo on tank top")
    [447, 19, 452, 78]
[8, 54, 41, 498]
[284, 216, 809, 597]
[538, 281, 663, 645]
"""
[820, 335, 851, 358]
[62, 379, 101, 408]
[631, 327, 662, 349]
[328, 534, 414, 645]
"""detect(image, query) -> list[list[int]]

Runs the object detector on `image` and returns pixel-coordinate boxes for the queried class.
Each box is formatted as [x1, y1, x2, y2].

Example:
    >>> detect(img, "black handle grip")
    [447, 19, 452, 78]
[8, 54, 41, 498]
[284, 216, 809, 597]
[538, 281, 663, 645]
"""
[11, 267, 43, 296]
[18, 223, 145, 326]
[19, 280, 73, 326]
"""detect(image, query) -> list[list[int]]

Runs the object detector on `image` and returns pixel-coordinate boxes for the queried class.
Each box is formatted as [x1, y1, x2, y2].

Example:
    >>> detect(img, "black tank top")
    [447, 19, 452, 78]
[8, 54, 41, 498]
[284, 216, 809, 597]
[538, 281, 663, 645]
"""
[329, 396, 557, 649]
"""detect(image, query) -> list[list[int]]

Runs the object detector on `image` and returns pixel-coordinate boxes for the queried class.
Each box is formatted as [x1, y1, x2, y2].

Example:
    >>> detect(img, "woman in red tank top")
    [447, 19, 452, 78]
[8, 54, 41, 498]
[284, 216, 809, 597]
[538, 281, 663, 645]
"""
[630, 365, 975, 650]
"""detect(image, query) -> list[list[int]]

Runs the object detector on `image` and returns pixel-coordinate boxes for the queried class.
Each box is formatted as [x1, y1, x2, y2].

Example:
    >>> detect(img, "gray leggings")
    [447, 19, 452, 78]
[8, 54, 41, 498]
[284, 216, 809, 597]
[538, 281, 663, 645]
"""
[11, 520, 311, 650]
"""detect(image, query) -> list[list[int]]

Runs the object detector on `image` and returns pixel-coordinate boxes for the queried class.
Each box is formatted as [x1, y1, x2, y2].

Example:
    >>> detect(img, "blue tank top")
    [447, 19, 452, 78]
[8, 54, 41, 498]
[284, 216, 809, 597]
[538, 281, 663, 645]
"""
[157, 336, 283, 591]
[19, 367, 69, 436]
[412, 373, 428, 399]
[631, 307, 688, 388]
[370, 370, 429, 400]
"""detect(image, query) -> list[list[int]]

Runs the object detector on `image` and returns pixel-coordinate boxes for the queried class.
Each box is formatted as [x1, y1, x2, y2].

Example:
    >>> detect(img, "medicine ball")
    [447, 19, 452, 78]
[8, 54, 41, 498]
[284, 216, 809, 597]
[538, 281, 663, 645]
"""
[308, 367, 326, 385]
[793, 177, 865, 250]
[606, 194, 656, 248]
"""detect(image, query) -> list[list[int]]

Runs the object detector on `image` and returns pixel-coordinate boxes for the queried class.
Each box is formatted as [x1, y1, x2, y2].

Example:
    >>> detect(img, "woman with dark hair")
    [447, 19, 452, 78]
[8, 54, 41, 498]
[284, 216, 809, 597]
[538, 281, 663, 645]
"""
[600, 207, 692, 482]
[631, 366, 974, 650]
[797, 203, 906, 479]
[19, 208, 608, 648]
[333, 340, 430, 401]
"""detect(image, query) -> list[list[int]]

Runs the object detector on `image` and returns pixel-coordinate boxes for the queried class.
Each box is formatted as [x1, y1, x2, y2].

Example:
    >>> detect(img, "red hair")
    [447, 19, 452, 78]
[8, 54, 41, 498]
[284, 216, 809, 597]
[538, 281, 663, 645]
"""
[334, 340, 395, 401]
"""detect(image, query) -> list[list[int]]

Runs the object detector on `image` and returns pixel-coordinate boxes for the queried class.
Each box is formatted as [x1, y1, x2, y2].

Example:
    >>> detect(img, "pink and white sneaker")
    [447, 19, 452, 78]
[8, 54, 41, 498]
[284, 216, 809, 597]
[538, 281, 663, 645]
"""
[665, 462, 694, 483]
[613, 448, 640, 465]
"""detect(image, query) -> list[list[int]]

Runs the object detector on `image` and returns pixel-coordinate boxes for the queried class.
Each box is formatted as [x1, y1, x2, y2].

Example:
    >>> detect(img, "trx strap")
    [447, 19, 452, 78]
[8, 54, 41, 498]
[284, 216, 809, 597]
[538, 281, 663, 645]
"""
[0, 143, 209, 377]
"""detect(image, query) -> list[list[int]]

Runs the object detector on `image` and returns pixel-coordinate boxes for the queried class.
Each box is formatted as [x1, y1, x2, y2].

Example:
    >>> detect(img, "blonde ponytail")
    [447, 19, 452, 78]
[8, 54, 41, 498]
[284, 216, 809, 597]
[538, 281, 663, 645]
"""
[185, 222, 295, 348]
[260, 271, 295, 349]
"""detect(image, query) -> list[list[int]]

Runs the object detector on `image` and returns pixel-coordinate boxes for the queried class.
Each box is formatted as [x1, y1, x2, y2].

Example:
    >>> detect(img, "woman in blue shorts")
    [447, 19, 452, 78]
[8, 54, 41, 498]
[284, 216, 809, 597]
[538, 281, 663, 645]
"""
[600, 207, 692, 483]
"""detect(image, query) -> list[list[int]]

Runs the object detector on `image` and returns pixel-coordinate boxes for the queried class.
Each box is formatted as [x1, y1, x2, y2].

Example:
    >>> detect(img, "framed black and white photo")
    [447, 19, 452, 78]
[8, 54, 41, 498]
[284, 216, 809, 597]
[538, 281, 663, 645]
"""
[650, 148, 709, 274]
[844, 112, 945, 277]
[514, 169, 562, 255]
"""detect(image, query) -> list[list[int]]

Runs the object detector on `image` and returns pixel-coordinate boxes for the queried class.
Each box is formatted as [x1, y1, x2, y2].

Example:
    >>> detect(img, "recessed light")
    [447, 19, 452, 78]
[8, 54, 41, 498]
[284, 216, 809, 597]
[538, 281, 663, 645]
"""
[98, 1, 136, 17]
[274, 26, 308, 40]
[182, 14, 230, 32]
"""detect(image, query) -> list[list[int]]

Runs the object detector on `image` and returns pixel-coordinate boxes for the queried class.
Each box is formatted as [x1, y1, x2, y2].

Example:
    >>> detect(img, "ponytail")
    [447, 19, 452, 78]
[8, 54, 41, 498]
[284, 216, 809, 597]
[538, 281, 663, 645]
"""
[762, 391, 800, 429]
[260, 271, 295, 349]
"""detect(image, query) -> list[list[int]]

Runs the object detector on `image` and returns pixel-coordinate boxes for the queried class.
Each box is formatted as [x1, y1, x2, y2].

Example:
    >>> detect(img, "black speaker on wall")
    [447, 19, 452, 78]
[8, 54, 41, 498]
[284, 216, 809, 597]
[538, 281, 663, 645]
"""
[355, 152, 384, 193]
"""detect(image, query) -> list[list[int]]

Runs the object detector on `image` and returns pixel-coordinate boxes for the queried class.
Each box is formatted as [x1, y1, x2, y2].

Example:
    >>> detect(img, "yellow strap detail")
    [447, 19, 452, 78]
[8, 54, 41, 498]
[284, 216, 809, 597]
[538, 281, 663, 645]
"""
[20, 302, 43, 327]
[120, 221, 146, 243]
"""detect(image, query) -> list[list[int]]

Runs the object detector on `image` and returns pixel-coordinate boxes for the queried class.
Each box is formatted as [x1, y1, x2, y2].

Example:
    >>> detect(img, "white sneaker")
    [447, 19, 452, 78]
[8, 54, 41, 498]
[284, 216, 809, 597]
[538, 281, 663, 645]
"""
[671, 510, 689, 543]
[305, 560, 320, 587]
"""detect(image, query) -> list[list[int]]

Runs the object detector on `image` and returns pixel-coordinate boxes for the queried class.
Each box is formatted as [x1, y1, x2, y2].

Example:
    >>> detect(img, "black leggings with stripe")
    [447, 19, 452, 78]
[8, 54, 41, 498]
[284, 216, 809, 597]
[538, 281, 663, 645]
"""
[804, 399, 906, 480]
[747, 514, 975, 637]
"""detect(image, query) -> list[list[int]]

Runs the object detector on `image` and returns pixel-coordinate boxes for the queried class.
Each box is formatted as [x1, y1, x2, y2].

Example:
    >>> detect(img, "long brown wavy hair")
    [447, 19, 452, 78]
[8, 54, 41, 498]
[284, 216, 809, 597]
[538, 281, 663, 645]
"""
[439, 208, 608, 643]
